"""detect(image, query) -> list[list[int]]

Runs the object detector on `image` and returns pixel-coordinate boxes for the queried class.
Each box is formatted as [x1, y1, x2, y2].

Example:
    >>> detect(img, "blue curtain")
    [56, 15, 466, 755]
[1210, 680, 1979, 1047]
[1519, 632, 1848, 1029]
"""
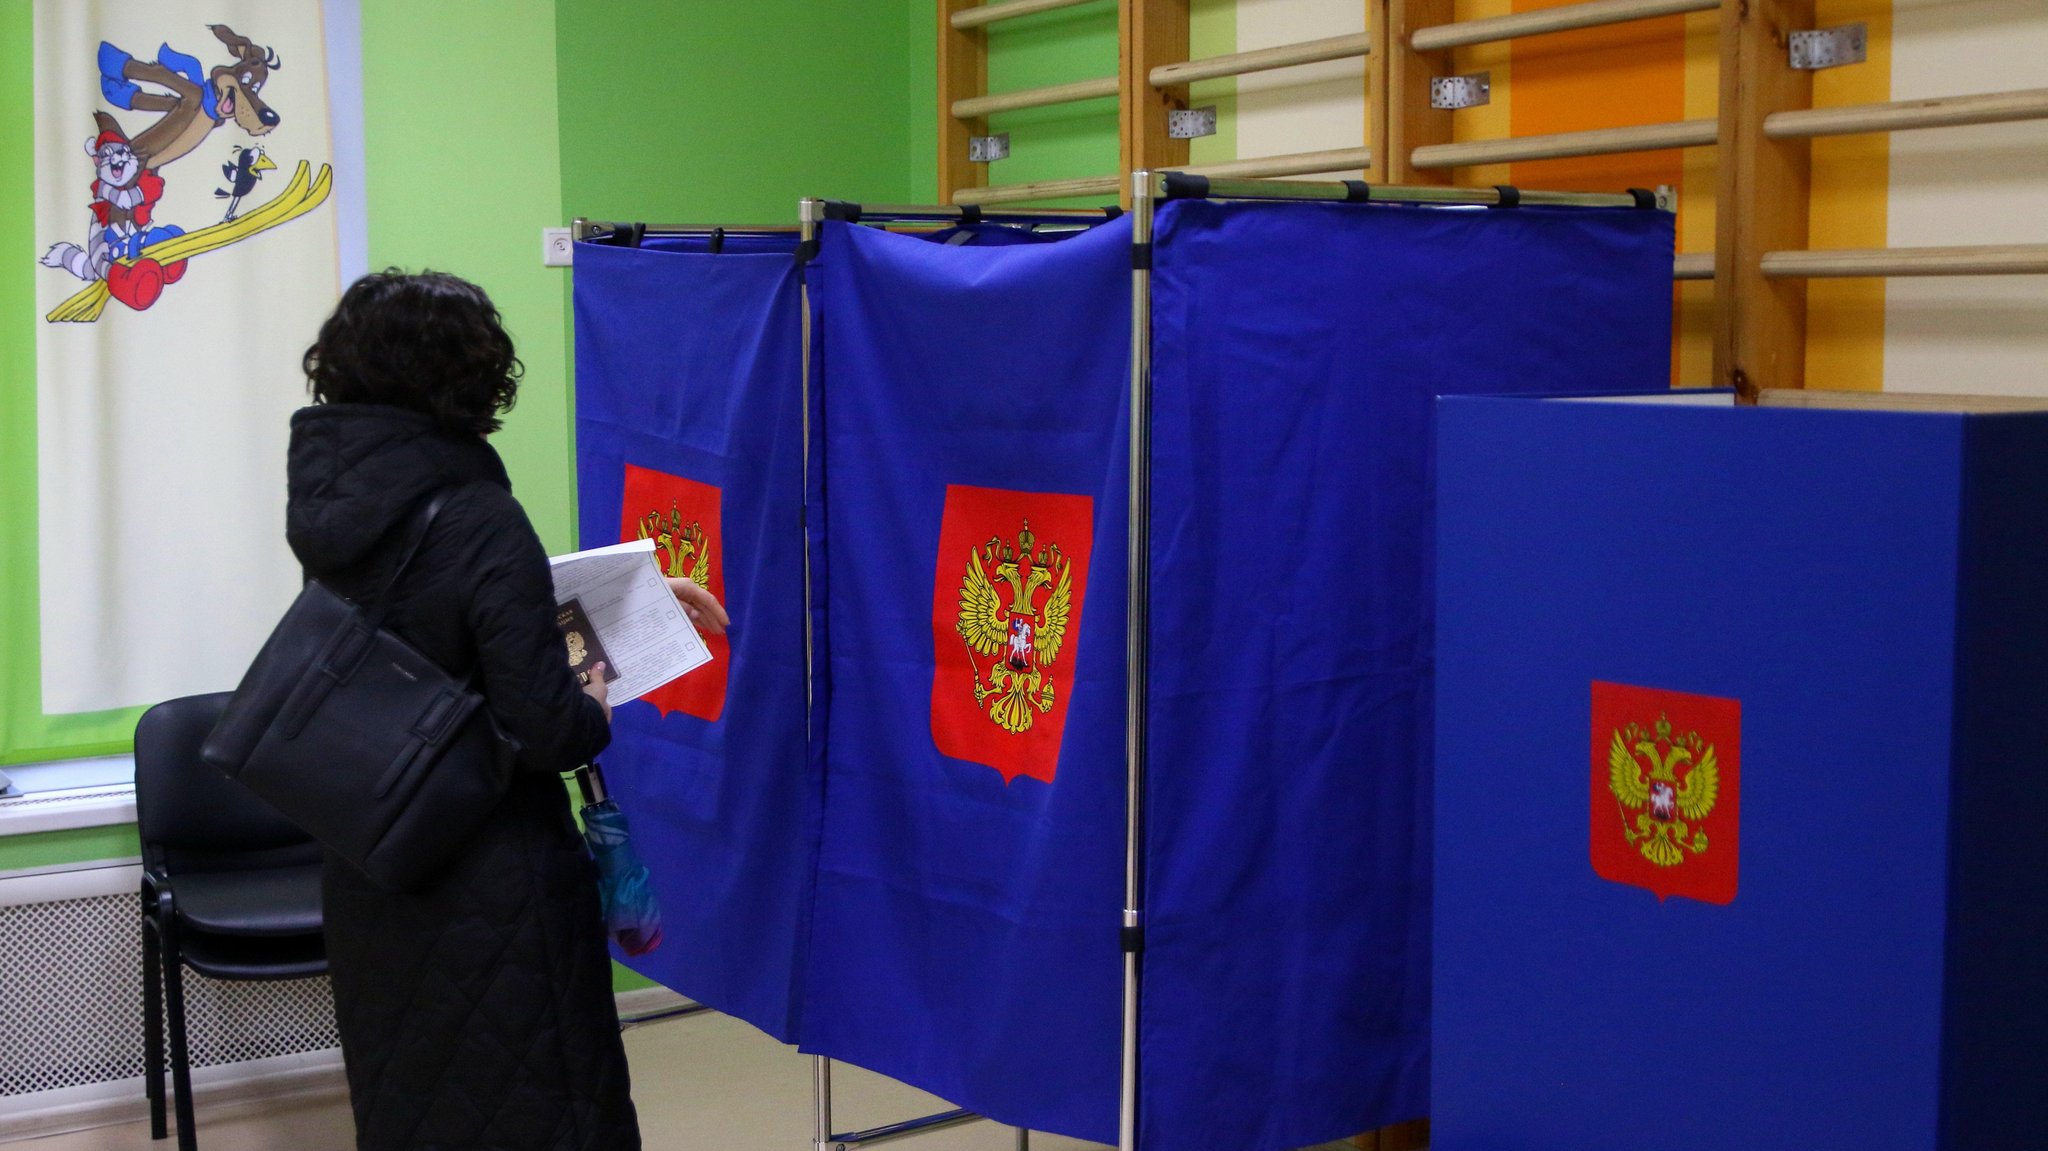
[572, 238, 817, 1041]
[569, 201, 1673, 1147]
[798, 217, 1133, 1143]
[1142, 198, 1674, 1151]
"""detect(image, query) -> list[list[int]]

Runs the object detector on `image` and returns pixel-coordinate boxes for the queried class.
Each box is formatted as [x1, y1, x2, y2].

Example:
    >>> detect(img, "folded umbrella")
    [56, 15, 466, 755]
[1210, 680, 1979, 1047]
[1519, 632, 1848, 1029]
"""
[574, 763, 662, 956]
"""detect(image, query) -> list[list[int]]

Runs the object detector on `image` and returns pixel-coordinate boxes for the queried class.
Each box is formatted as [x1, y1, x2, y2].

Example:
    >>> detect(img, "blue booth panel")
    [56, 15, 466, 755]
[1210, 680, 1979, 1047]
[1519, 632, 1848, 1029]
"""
[1433, 394, 2048, 1151]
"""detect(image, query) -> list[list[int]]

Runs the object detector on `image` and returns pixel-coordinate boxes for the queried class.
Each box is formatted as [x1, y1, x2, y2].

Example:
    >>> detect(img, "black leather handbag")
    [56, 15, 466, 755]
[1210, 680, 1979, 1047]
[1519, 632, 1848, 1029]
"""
[202, 488, 519, 891]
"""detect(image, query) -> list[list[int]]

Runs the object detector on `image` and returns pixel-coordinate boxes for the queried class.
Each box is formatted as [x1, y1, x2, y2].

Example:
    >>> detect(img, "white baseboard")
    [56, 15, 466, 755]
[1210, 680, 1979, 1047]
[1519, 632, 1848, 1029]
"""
[616, 985, 697, 1021]
[0, 1048, 346, 1143]
[0, 986, 700, 1143]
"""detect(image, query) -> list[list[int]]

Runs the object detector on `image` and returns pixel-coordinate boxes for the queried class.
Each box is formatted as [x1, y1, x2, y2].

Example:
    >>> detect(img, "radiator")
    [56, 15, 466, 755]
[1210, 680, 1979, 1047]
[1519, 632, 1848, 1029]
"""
[0, 860, 342, 1139]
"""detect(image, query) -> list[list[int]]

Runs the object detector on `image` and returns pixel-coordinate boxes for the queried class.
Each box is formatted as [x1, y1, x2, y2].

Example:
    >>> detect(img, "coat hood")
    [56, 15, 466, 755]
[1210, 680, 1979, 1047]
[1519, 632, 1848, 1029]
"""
[285, 404, 511, 574]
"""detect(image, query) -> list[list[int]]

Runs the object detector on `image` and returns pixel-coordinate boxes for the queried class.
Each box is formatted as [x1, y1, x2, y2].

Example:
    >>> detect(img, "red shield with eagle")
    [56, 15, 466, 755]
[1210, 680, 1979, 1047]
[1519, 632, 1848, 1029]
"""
[1591, 681, 1741, 904]
[929, 484, 1093, 785]
[619, 464, 727, 722]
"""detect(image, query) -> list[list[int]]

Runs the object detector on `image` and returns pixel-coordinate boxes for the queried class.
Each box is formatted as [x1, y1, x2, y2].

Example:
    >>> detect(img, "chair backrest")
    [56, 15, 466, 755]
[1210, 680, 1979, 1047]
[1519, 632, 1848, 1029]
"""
[134, 692, 321, 873]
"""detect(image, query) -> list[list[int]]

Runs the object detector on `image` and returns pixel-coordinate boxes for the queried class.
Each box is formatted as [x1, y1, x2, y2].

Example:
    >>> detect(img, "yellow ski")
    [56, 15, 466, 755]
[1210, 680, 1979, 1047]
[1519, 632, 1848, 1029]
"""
[46, 161, 334, 324]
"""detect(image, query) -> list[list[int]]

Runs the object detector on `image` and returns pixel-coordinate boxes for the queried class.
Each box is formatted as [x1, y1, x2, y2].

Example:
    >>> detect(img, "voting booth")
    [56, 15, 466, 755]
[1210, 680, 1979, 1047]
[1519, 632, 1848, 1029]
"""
[571, 178, 1677, 1151]
[1433, 391, 2048, 1151]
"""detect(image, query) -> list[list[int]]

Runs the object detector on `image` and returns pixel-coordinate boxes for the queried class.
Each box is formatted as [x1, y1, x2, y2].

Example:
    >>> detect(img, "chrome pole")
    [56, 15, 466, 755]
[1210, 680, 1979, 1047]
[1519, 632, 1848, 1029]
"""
[802, 197, 831, 1151]
[812, 1055, 834, 1151]
[1119, 169, 1157, 1151]
[799, 198, 824, 730]
[831, 1108, 984, 1149]
[1164, 171, 1653, 209]
[616, 1001, 712, 1030]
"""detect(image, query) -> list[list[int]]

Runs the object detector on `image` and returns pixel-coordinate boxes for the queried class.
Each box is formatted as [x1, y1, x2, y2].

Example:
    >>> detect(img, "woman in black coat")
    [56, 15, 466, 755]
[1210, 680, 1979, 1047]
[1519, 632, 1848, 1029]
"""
[286, 271, 724, 1150]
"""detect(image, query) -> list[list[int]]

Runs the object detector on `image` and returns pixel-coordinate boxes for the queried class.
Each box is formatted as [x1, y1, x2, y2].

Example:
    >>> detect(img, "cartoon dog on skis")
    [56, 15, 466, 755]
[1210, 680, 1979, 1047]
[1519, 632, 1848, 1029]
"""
[38, 24, 300, 316]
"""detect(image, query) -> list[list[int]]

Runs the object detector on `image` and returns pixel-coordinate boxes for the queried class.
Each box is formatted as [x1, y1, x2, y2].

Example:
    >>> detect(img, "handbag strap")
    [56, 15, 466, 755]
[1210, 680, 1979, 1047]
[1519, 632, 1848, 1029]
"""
[359, 486, 464, 633]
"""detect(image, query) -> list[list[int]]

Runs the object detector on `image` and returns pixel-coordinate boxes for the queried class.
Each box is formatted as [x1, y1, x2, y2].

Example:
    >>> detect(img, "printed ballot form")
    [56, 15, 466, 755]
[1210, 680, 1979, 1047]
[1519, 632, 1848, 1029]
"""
[549, 539, 712, 703]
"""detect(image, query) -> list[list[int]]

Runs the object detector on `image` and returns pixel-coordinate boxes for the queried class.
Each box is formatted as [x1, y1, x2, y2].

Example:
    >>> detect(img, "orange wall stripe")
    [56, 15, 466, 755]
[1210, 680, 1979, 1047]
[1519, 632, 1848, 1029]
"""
[1507, 0, 1691, 383]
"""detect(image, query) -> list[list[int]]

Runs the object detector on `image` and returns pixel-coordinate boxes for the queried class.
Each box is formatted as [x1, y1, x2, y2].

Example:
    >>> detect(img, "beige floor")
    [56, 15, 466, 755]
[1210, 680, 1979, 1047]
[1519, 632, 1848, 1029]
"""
[17, 1009, 1119, 1151]
[18, 1010, 1368, 1150]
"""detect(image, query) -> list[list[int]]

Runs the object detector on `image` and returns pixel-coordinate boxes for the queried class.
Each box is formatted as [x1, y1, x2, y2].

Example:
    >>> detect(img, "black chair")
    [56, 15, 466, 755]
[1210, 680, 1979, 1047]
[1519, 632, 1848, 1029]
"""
[135, 692, 328, 1151]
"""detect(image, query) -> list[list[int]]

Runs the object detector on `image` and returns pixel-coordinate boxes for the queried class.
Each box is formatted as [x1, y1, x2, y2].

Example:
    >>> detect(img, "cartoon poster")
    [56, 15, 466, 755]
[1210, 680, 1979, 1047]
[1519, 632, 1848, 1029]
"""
[32, 1, 359, 714]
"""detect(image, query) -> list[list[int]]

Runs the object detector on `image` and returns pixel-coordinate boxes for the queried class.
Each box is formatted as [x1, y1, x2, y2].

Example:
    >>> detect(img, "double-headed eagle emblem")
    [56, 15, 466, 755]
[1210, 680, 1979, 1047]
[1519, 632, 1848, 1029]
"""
[955, 519, 1074, 734]
[638, 501, 710, 588]
[1607, 713, 1720, 868]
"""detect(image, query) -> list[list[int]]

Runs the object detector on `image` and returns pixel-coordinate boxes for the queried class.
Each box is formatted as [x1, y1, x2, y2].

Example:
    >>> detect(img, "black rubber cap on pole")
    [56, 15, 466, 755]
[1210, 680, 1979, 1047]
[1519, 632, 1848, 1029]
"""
[1160, 172, 1210, 201]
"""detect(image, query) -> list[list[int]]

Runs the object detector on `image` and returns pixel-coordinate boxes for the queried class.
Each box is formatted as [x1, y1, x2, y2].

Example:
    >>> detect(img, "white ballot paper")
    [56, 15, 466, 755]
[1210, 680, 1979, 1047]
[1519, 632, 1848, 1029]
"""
[548, 539, 712, 703]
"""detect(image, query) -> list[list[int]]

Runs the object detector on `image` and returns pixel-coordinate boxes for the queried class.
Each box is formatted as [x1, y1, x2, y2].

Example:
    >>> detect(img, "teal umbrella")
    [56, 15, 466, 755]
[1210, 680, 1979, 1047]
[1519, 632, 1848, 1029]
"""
[575, 763, 662, 956]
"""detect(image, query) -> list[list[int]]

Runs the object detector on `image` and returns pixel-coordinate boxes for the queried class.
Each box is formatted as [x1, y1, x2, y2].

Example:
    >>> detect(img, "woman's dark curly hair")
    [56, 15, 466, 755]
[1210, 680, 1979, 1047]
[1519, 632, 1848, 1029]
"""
[303, 270, 522, 435]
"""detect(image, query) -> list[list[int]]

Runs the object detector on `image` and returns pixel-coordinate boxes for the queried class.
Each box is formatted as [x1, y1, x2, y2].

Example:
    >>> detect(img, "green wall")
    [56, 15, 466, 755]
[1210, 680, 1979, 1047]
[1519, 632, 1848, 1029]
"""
[552, 0, 928, 541]
[555, 0, 925, 225]
[906, 2, 939, 205]
[902, 0, 1237, 206]
[1189, 0, 1238, 165]
[361, 0, 576, 555]
[983, 1, 1120, 202]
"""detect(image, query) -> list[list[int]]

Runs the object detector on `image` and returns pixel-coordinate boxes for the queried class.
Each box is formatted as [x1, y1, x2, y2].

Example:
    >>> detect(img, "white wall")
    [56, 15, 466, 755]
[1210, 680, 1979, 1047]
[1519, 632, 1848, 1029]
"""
[1233, 0, 1367, 173]
[1884, 0, 2048, 397]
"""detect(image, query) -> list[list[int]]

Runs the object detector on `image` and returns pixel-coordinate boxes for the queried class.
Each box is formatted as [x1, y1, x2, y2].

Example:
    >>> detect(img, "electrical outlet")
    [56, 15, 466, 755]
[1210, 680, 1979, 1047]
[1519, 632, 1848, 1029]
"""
[542, 227, 574, 267]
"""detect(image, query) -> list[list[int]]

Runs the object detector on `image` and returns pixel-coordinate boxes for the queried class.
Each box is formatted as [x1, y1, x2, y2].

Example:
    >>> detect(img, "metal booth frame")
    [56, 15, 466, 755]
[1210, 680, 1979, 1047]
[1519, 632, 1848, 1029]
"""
[796, 197, 1115, 1151]
[573, 174, 1666, 1151]
[1117, 169, 1661, 1151]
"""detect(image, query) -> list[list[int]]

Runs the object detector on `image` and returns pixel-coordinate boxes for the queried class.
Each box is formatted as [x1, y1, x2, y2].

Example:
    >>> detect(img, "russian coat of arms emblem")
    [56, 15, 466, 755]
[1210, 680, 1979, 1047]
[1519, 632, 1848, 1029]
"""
[1607, 713, 1718, 867]
[929, 484, 1093, 785]
[953, 519, 1074, 735]
[1590, 682, 1741, 904]
[618, 463, 727, 722]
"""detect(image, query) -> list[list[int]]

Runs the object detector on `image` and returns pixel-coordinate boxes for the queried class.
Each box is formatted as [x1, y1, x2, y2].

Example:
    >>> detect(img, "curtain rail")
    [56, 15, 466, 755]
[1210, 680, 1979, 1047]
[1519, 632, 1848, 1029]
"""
[1153, 171, 1652, 209]
[952, 175, 1122, 206]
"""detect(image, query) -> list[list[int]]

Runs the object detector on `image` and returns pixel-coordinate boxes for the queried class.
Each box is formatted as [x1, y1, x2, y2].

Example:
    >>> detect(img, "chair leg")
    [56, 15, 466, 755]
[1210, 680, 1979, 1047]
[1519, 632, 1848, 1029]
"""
[161, 938, 199, 1151]
[143, 921, 166, 1140]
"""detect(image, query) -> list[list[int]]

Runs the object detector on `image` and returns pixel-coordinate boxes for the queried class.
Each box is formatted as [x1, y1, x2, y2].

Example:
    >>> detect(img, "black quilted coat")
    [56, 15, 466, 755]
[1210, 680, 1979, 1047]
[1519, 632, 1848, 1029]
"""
[285, 404, 640, 1151]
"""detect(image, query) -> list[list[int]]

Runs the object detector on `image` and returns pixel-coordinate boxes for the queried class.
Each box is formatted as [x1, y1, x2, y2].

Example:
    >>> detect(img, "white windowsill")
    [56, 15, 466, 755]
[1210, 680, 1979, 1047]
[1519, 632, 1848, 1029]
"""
[0, 755, 138, 834]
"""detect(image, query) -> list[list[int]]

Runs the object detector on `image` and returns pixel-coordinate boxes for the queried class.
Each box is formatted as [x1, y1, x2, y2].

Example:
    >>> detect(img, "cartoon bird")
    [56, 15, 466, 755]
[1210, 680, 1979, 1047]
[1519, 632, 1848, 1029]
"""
[215, 144, 274, 221]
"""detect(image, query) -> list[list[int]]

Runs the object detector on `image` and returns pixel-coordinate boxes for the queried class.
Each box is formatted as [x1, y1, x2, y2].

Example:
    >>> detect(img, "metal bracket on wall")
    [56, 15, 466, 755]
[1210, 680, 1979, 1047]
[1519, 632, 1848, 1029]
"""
[1789, 24, 1867, 71]
[970, 134, 1011, 163]
[1167, 107, 1218, 140]
[1431, 73, 1491, 111]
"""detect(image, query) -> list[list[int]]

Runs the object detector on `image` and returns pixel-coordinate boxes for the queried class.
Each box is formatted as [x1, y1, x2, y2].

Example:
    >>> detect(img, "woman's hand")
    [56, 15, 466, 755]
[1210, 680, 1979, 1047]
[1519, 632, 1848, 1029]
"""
[665, 577, 730, 636]
[582, 662, 613, 723]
